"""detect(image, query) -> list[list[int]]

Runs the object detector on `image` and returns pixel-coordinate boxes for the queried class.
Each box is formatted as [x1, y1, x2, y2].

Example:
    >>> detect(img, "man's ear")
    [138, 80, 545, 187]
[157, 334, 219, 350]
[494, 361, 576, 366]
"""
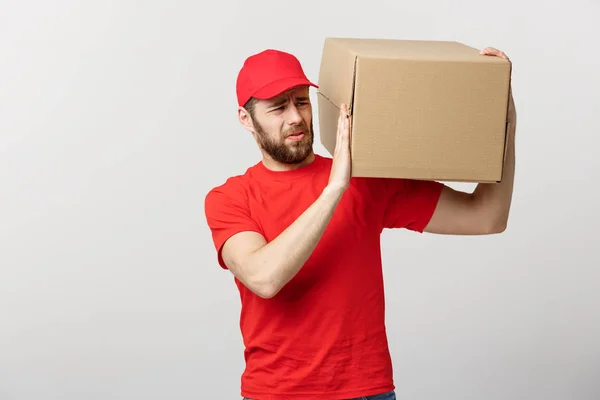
[238, 106, 254, 132]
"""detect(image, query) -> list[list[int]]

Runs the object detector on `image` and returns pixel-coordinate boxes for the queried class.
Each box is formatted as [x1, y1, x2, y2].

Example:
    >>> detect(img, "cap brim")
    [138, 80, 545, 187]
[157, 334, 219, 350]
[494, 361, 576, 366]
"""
[252, 77, 318, 100]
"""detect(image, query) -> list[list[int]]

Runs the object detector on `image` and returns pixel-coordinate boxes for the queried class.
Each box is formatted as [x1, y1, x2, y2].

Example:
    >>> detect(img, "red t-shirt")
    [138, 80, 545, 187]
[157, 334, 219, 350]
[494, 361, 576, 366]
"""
[204, 154, 443, 400]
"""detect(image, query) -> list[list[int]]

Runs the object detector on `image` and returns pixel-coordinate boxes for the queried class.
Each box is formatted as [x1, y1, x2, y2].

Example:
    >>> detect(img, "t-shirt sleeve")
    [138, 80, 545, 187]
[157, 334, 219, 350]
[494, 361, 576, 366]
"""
[204, 183, 263, 269]
[382, 178, 445, 232]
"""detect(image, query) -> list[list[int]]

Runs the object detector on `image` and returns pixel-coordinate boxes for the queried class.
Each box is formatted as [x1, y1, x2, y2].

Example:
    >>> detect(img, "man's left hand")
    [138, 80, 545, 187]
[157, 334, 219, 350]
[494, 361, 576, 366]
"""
[480, 47, 516, 134]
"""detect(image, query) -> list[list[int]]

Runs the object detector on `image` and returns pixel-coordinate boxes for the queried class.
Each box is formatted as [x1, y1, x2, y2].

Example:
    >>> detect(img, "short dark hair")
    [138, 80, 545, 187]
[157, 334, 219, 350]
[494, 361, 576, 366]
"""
[243, 97, 258, 119]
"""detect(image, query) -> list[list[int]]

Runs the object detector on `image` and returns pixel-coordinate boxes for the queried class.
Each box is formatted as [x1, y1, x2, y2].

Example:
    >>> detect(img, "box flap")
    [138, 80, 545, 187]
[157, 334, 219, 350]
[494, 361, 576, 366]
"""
[317, 38, 358, 113]
[325, 38, 507, 63]
[317, 92, 339, 156]
[500, 75, 515, 182]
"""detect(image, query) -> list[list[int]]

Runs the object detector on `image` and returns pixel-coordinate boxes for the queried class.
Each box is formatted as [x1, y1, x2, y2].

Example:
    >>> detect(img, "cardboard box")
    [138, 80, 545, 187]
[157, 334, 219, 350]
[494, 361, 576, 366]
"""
[316, 37, 512, 182]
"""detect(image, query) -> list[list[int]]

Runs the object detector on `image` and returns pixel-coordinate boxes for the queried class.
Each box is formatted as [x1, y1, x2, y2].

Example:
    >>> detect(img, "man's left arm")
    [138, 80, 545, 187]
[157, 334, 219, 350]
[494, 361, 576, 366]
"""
[424, 47, 517, 235]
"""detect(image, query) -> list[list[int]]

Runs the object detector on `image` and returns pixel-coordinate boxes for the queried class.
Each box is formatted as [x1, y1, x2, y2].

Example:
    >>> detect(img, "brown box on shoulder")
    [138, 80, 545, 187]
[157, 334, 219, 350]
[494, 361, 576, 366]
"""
[316, 37, 512, 183]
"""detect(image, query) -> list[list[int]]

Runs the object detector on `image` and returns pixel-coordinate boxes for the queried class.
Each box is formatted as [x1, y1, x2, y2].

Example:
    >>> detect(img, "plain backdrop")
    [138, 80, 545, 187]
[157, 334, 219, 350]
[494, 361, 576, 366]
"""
[1, 0, 599, 399]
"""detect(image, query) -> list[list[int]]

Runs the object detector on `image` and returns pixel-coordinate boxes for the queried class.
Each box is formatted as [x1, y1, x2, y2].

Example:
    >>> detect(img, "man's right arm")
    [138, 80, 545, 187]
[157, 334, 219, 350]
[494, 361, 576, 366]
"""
[212, 103, 352, 299]
[221, 184, 344, 298]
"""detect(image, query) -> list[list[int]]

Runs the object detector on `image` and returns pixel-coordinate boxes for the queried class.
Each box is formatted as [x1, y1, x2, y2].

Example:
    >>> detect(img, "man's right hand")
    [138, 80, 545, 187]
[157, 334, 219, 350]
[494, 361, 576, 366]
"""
[327, 103, 352, 193]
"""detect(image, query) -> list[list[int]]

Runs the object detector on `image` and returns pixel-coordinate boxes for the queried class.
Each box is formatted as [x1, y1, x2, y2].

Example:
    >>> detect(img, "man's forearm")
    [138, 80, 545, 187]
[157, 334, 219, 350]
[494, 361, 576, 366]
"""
[472, 123, 516, 232]
[245, 185, 345, 298]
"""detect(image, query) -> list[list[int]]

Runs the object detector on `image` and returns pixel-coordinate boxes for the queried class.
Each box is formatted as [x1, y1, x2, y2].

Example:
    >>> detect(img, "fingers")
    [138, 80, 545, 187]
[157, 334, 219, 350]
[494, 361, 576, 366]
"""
[335, 104, 344, 154]
[480, 46, 510, 61]
[336, 103, 350, 142]
[480, 47, 514, 107]
[339, 103, 350, 144]
[342, 104, 350, 131]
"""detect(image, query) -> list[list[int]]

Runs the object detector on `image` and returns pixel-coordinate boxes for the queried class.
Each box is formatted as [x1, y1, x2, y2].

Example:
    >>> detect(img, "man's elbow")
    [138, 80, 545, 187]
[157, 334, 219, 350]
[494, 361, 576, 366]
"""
[244, 270, 282, 299]
[485, 216, 508, 234]
[229, 257, 281, 299]
[253, 283, 280, 299]
[490, 222, 507, 234]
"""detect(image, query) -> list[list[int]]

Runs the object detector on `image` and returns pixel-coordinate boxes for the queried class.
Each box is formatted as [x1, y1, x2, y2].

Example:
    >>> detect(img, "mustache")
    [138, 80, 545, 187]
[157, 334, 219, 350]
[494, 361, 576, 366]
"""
[283, 123, 310, 137]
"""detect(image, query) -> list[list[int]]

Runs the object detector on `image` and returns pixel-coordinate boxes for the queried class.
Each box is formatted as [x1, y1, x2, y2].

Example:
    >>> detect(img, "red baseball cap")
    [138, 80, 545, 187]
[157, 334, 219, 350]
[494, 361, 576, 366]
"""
[236, 49, 318, 107]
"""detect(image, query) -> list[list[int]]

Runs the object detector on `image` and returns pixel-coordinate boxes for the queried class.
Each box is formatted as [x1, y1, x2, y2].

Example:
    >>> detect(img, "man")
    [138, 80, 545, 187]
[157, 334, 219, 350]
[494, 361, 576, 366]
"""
[205, 47, 516, 400]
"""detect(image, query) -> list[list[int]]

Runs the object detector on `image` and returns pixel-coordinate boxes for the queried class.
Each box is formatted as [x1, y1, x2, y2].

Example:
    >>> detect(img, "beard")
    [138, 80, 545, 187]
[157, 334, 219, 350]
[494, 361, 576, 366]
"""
[254, 118, 314, 164]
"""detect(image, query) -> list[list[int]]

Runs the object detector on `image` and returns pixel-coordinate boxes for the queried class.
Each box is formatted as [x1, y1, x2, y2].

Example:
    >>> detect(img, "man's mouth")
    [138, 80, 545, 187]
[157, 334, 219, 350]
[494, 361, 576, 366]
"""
[287, 130, 305, 141]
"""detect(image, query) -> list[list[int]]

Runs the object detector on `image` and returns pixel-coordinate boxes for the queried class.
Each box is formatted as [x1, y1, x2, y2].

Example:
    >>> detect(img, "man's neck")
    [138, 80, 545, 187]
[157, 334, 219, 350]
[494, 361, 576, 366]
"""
[261, 152, 315, 172]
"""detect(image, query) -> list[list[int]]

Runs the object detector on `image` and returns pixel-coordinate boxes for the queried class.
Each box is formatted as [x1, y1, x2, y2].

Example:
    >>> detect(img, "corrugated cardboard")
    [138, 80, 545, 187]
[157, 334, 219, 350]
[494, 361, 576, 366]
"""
[316, 37, 512, 183]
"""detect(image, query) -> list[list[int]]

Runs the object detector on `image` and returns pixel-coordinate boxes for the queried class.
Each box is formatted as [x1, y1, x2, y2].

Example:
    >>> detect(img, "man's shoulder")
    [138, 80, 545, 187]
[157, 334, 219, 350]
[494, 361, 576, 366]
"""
[204, 165, 256, 208]
[208, 173, 248, 194]
[206, 174, 248, 198]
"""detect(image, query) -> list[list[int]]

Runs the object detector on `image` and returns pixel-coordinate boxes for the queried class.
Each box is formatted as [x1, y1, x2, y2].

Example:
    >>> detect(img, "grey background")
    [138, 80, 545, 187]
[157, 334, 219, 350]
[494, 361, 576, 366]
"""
[1, 0, 599, 399]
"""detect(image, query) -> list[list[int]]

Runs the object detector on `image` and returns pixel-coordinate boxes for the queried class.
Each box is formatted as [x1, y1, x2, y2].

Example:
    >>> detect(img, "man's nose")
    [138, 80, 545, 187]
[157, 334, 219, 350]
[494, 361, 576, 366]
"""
[286, 104, 303, 124]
